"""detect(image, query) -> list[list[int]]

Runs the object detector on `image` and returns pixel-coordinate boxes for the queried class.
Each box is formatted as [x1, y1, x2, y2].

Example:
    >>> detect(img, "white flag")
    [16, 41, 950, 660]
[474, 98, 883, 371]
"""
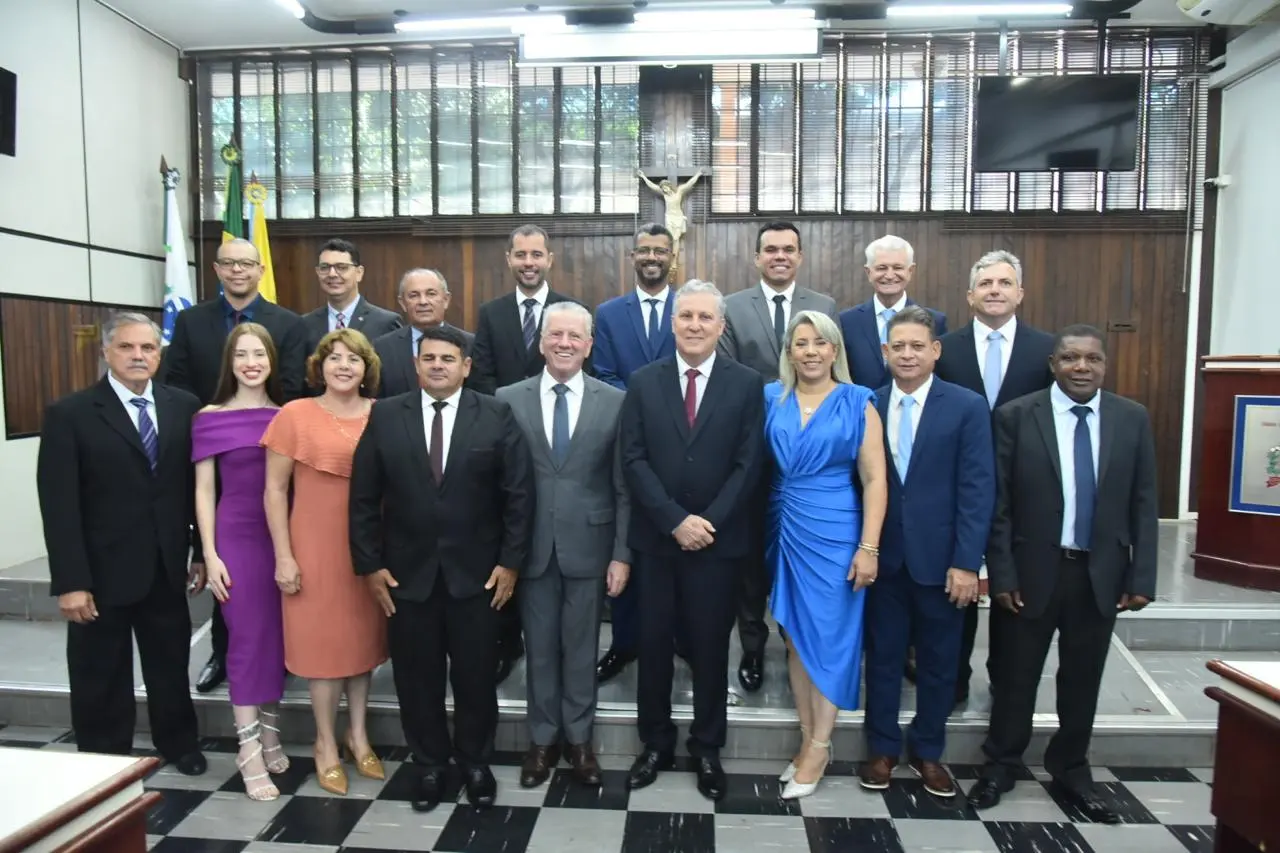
[161, 168, 193, 346]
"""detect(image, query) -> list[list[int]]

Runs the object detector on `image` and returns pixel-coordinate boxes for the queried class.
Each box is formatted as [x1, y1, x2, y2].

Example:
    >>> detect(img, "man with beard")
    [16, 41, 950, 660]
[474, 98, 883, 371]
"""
[718, 221, 838, 693]
[471, 224, 586, 683]
[375, 269, 475, 398]
[590, 223, 678, 684]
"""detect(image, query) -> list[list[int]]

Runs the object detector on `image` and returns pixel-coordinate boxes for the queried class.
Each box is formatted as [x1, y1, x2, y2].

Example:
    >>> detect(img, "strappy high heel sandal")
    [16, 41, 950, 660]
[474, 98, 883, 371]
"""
[781, 739, 831, 800]
[259, 708, 290, 774]
[236, 721, 281, 802]
[779, 725, 810, 783]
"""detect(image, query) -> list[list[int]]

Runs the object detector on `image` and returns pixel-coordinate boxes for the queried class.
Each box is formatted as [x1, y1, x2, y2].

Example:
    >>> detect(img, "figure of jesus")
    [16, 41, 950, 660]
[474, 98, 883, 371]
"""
[638, 168, 703, 254]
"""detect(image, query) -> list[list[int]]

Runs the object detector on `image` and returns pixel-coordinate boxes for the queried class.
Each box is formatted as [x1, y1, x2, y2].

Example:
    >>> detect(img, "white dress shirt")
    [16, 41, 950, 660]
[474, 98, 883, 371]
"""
[675, 350, 716, 416]
[886, 374, 932, 472]
[1050, 383, 1101, 549]
[874, 293, 909, 342]
[635, 284, 669, 328]
[422, 386, 463, 473]
[515, 282, 550, 329]
[328, 295, 361, 332]
[540, 369, 585, 447]
[974, 315, 1017, 384]
[107, 373, 158, 435]
[760, 280, 797, 332]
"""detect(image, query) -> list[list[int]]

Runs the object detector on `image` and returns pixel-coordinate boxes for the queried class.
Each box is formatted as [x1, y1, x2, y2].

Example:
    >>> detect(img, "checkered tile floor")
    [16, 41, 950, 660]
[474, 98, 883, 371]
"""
[1, 725, 1215, 852]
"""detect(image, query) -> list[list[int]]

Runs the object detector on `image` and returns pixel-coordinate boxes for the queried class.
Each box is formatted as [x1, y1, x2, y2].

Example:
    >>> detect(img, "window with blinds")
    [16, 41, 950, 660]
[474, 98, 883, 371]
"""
[196, 48, 639, 219]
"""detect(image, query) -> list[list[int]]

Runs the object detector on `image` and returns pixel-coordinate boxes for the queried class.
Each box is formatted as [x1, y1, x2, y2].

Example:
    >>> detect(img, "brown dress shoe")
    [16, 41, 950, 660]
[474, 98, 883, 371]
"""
[519, 744, 560, 788]
[858, 755, 896, 790]
[565, 743, 602, 786]
[909, 757, 956, 797]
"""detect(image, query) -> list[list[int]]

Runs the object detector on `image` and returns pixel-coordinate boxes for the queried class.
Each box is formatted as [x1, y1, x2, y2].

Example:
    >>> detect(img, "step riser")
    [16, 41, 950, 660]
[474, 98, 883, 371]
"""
[1114, 617, 1280, 652]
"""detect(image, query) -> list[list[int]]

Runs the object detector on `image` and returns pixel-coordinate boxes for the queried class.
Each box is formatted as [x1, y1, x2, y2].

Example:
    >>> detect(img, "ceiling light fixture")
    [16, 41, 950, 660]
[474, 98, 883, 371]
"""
[519, 25, 821, 66]
[394, 15, 567, 34]
[275, 0, 305, 19]
[885, 2, 1073, 17]
[631, 8, 819, 29]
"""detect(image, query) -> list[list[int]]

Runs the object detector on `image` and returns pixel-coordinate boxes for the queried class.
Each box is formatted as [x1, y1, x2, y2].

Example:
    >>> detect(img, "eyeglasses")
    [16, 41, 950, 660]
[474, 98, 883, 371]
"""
[215, 259, 260, 271]
[633, 247, 672, 258]
[317, 263, 357, 275]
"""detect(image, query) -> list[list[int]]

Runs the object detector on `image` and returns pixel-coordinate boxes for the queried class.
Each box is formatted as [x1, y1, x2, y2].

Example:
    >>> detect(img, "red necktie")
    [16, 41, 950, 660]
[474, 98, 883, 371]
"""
[684, 368, 699, 427]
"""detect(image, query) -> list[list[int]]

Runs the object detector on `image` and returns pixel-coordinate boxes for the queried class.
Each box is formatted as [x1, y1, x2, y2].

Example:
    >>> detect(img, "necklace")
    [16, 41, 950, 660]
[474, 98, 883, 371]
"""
[316, 398, 370, 449]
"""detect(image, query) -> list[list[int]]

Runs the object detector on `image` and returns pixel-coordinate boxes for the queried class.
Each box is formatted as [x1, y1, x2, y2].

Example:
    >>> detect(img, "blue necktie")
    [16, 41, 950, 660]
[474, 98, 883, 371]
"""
[551, 384, 570, 465]
[879, 308, 897, 345]
[896, 395, 915, 481]
[984, 330, 1004, 409]
[1072, 405, 1096, 549]
[522, 298, 538, 351]
[130, 397, 158, 473]
[645, 298, 661, 348]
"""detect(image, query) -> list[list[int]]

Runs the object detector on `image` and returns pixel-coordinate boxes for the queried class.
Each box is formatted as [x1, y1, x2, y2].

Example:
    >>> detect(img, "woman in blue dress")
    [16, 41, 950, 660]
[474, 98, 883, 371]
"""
[766, 309, 888, 800]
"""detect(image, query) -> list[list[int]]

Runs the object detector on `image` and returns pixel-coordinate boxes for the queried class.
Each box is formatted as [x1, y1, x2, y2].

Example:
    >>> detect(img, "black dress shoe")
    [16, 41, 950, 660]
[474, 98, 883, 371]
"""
[171, 752, 207, 776]
[464, 765, 497, 809]
[626, 749, 674, 790]
[195, 656, 226, 693]
[737, 652, 764, 693]
[411, 769, 447, 813]
[695, 756, 726, 801]
[1049, 779, 1120, 824]
[966, 776, 1013, 810]
[596, 649, 636, 684]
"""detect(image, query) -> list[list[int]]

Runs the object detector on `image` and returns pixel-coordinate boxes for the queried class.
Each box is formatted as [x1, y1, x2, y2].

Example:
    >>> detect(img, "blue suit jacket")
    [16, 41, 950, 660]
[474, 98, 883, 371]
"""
[593, 291, 677, 389]
[874, 378, 996, 587]
[840, 299, 949, 390]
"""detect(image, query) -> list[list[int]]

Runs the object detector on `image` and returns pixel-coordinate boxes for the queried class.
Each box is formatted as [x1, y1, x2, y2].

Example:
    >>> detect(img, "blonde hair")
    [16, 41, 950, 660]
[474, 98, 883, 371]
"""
[777, 310, 853, 399]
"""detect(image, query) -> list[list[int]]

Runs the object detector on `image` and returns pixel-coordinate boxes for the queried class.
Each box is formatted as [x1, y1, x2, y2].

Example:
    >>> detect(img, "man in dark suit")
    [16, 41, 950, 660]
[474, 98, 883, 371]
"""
[590, 223, 677, 684]
[718, 221, 839, 693]
[967, 325, 1158, 823]
[159, 237, 306, 692]
[350, 324, 535, 812]
[471, 224, 584, 682]
[860, 306, 995, 799]
[840, 235, 948, 390]
[935, 250, 1055, 704]
[37, 313, 207, 775]
[301, 238, 402, 355]
[374, 268, 474, 398]
[620, 280, 765, 802]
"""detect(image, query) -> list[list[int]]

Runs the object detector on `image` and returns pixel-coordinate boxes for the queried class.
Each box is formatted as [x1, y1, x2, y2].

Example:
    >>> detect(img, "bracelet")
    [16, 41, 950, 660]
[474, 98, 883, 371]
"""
[858, 542, 880, 556]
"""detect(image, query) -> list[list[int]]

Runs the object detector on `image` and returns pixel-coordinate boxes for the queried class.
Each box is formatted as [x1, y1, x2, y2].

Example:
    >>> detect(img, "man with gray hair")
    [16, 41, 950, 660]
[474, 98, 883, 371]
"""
[619, 279, 765, 802]
[37, 312, 208, 775]
[374, 268, 475, 398]
[839, 235, 948, 390]
[936, 249, 1054, 705]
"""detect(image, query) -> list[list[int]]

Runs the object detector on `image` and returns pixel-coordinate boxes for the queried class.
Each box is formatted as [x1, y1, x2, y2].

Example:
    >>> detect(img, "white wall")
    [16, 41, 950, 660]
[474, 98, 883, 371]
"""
[1210, 24, 1280, 355]
[0, 0, 192, 569]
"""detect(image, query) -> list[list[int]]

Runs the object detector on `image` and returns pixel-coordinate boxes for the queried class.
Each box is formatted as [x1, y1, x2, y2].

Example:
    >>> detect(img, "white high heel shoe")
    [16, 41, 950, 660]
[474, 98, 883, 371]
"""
[781, 739, 831, 800]
[779, 725, 810, 783]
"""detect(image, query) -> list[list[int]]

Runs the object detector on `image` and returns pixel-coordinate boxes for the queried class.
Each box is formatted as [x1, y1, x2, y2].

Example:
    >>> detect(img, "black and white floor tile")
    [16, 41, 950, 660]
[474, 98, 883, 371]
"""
[0, 725, 1216, 853]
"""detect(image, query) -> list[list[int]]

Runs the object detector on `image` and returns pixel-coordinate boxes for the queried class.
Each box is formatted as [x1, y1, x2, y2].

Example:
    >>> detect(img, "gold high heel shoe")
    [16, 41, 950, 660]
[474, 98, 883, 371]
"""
[343, 734, 385, 780]
[314, 746, 349, 795]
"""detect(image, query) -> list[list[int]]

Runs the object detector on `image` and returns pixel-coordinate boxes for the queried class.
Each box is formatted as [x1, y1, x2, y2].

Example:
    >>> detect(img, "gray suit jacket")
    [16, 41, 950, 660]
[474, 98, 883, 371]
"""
[718, 285, 839, 381]
[303, 296, 403, 354]
[496, 374, 631, 580]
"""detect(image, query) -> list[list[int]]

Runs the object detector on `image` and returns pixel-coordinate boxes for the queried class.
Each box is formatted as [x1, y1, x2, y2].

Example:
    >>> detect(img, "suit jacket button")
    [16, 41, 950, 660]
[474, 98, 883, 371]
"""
[686, 456, 693, 463]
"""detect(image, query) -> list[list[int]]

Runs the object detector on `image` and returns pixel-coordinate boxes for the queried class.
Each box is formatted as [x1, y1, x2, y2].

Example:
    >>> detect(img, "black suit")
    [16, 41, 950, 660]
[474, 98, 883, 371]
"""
[469, 289, 587, 396]
[373, 324, 475, 399]
[301, 296, 403, 355]
[350, 389, 535, 769]
[979, 388, 1158, 789]
[36, 377, 202, 758]
[936, 320, 1054, 692]
[620, 356, 765, 757]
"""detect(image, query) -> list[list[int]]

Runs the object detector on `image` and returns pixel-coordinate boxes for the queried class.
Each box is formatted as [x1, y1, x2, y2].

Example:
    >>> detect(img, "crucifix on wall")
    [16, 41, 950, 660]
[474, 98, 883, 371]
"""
[638, 154, 710, 282]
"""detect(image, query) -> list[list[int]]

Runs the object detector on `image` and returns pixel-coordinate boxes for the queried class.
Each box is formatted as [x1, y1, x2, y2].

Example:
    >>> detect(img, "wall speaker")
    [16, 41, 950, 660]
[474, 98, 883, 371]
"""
[0, 68, 15, 157]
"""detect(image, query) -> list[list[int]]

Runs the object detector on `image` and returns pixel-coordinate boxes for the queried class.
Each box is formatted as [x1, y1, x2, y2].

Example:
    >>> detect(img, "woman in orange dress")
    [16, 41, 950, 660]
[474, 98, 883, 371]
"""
[262, 328, 388, 796]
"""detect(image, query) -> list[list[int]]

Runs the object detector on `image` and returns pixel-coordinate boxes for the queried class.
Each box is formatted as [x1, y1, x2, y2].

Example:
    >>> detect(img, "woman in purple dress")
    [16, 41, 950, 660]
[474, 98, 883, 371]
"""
[192, 323, 287, 801]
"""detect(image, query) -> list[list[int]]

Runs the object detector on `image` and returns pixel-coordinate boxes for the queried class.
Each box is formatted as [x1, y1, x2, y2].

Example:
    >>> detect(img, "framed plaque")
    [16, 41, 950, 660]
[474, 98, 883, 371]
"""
[1229, 395, 1280, 516]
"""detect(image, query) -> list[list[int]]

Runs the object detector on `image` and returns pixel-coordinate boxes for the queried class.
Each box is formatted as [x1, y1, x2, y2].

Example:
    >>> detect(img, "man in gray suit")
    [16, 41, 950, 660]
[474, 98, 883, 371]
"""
[374, 269, 475, 398]
[302, 238, 402, 354]
[496, 302, 631, 789]
[717, 221, 838, 693]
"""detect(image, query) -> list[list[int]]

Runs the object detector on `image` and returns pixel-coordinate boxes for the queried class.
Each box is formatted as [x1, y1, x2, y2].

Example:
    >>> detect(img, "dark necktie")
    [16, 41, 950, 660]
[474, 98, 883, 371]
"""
[773, 294, 787, 350]
[552, 384, 570, 465]
[522, 298, 538, 351]
[645, 298, 661, 347]
[1072, 405, 1096, 549]
[335, 311, 346, 330]
[684, 368, 699, 428]
[429, 400, 446, 484]
[130, 397, 158, 473]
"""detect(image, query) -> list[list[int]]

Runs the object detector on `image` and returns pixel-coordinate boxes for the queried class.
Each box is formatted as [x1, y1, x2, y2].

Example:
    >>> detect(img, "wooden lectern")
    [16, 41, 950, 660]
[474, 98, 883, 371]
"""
[1204, 659, 1280, 852]
[1193, 356, 1280, 591]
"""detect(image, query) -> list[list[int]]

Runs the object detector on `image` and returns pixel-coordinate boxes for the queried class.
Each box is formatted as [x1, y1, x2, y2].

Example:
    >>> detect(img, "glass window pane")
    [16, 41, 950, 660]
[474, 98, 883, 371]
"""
[239, 63, 276, 218]
[843, 47, 882, 213]
[277, 63, 314, 218]
[757, 64, 796, 212]
[316, 59, 353, 218]
[711, 65, 752, 214]
[356, 59, 393, 218]
[559, 67, 596, 214]
[200, 63, 235, 217]
[599, 65, 639, 215]
[928, 39, 970, 212]
[885, 44, 925, 213]
[395, 56, 433, 217]
[800, 54, 839, 213]
[435, 55, 473, 216]
[477, 57, 514, 215]
[517, 67, 555, 214]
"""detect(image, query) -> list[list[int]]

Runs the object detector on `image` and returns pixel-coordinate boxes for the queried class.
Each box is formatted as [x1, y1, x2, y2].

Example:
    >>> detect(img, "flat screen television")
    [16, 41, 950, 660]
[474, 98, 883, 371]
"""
[973, 74, 1141, 173]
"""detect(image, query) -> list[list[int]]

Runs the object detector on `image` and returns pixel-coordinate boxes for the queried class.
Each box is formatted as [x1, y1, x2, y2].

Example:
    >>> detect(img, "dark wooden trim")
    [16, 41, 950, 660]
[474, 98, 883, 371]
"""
[0, 756, 157, 853]
[1192, 554, 1280, 593]
[1201, 355, 1280, 365]
[0, 226, 195, 266]
[1207, 660, 1280, 706]
[1188, 84, 1221, 514]
[55, 791, 163, 853]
